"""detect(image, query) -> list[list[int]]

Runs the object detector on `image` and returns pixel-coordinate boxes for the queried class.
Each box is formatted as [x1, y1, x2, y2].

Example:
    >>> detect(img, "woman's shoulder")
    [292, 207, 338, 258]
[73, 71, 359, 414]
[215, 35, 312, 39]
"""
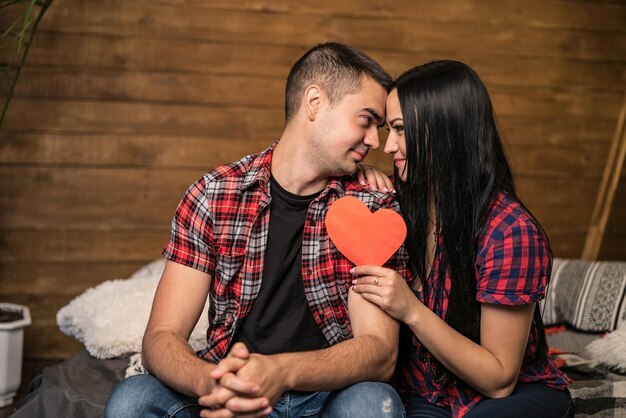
[480, 191, 545, 245]
[475, 192, 551, 301]
[486, 192, 539, 229]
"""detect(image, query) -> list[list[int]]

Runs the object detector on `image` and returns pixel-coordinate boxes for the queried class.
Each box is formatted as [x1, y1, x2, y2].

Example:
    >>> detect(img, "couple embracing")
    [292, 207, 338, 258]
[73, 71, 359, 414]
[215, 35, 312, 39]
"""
[106, 43, 572, 418]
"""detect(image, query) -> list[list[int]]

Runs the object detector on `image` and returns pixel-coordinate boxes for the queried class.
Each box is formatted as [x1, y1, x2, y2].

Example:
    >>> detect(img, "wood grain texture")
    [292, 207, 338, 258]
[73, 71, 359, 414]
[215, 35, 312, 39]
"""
[0, 262, 153, 296]
[583, 94, 626, 260]
[599, 156, 626, 260]
[11, 67, 623, 116]
[30, 1, 626, 61]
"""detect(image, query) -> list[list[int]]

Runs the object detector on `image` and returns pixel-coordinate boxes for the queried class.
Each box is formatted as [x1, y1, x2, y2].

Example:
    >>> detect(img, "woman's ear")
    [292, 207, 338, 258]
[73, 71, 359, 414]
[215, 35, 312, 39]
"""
[303, 85, 323, 121]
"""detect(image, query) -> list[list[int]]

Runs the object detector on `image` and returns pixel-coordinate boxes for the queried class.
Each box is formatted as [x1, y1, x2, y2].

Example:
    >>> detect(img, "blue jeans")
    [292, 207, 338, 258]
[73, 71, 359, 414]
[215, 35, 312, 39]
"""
[105, 374, 404, 418]
[403, 383, 573, 418]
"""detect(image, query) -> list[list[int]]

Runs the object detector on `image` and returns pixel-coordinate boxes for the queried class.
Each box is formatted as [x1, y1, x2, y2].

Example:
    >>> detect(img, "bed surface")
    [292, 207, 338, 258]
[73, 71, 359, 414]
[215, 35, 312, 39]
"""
[10, 350, 127, 418]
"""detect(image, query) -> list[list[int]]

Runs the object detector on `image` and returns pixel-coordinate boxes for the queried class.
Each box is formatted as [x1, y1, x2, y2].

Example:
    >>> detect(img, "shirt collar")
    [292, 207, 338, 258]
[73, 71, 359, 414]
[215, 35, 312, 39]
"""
[240, 142, 275, 194]
[240, 141, 348, 200]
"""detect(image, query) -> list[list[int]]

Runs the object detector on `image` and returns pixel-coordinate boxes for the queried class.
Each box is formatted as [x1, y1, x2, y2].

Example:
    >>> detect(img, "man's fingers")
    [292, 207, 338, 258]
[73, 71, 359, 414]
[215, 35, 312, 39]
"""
[211, 357, 248, 379]
[200, 408, 234, 418]
[228, 342, 250, 360]
[201, 406, 272, 418]
[198, 386, 236, 408]
[225, 396, 270, 413]
[219, 372, 260, 395]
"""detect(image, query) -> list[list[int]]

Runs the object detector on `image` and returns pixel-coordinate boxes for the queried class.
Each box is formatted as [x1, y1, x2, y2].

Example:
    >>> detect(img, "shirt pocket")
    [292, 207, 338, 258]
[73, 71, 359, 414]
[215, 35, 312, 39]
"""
[213, 248, 246, 292]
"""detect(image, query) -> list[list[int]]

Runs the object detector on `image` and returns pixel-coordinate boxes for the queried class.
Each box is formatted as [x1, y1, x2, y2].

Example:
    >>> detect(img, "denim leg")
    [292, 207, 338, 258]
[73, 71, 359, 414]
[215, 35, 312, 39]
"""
[464, 383, 574, 418]
[320, 382, 405, 418]
[104, 374, 202, 418]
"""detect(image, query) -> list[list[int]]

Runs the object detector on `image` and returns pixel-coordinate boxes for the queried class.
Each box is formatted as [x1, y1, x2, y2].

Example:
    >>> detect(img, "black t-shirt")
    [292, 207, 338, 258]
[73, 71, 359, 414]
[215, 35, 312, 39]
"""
[232, 176, 329, 354]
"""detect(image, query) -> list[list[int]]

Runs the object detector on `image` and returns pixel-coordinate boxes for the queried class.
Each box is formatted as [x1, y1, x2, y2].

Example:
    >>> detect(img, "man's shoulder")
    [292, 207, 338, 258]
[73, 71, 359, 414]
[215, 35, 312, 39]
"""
[205, 152, 259, 182]
[197, 147, 271, 194]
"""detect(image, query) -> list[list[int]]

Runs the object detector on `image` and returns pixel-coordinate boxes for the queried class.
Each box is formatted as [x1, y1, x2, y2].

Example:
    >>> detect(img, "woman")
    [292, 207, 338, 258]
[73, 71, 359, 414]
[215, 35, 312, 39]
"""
[354, 61, 572, 417]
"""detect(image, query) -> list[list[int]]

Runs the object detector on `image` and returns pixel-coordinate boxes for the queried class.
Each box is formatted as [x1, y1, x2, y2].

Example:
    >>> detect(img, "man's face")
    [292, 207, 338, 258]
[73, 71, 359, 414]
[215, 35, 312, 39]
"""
[310, 76, 387, 177]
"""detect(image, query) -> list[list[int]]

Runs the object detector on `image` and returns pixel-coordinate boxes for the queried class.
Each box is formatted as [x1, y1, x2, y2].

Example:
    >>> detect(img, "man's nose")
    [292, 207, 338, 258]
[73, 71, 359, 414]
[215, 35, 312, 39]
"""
[364, 125, 380, 149]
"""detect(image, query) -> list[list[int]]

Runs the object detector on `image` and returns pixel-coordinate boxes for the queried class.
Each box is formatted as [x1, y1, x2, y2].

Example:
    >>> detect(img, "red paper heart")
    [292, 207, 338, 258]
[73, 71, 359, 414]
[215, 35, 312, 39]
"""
[325, 196, 407, 266]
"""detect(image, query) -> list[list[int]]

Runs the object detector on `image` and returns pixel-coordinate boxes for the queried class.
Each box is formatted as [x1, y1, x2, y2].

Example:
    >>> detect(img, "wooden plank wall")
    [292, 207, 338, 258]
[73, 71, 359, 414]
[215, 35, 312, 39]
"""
[1, 0, 625, 359]
[600, 161, 626, 260]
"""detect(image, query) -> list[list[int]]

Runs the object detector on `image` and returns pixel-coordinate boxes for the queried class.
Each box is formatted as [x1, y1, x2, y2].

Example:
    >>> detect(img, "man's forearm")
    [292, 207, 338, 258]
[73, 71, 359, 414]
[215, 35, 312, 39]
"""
[142, 328, 216, 397]
[275, 330, 398, 392]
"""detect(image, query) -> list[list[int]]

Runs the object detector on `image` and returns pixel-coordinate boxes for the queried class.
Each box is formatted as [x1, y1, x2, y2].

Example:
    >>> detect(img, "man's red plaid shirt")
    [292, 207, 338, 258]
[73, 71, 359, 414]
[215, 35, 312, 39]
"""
[163, 144, 409, 363]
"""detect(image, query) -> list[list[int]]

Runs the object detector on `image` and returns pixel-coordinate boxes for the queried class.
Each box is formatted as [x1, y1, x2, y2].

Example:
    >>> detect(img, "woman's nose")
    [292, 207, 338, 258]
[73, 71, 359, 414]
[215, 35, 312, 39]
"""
[384, 135, 398, 154]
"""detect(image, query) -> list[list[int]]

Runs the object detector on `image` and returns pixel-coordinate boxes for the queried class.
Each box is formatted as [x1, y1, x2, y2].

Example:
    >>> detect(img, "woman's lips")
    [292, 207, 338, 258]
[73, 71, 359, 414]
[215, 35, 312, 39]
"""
[394, 158, 406, 167]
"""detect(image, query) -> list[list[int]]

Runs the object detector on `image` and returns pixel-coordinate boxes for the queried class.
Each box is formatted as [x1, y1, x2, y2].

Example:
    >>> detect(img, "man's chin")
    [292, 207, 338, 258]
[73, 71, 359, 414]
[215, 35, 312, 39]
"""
[324, 161, 358, 178]
[343, 164, 359, 177]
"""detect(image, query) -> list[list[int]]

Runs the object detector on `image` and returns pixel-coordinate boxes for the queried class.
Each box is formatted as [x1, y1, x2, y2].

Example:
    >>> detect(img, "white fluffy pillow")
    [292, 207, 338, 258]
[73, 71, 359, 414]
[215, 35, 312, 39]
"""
[587, 320, 626, 373]
[57, 259, 210, 359]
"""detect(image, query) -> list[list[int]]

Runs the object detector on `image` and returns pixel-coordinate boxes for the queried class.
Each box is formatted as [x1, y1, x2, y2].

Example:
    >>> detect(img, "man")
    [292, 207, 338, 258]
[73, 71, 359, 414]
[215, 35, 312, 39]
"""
[105, 42, 408, 418]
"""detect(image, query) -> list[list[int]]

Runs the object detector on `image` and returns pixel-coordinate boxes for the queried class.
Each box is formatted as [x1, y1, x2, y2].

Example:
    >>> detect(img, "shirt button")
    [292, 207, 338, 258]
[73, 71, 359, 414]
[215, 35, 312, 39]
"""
[310, 219, 316, 226]
[419, 355, 428, 363]
[307, 269, 313, 275]
[319, 313, 325, 319]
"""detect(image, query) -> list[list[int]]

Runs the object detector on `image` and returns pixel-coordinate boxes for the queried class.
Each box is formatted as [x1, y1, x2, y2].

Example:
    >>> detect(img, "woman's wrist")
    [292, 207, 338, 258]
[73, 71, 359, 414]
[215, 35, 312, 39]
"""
[404, 301, 423, 331]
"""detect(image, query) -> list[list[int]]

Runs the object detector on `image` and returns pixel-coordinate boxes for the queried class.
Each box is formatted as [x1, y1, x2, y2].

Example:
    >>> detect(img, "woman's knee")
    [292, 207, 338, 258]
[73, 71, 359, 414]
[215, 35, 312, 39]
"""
[465, 384, 573, 418]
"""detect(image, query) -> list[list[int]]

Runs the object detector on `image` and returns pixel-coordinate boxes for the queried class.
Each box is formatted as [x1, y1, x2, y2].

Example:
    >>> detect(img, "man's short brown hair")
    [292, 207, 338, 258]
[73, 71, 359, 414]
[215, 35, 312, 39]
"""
[284, 43, 392, 123]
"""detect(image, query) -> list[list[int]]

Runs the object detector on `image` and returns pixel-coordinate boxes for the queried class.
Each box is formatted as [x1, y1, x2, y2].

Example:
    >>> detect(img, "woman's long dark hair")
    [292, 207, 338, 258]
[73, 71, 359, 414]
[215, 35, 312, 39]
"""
[393, 60, 547, 357]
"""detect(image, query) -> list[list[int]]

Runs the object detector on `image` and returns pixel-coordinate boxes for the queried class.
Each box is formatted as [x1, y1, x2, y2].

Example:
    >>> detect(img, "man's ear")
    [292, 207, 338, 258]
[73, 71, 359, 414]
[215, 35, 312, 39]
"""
[303, 85, 323, 121]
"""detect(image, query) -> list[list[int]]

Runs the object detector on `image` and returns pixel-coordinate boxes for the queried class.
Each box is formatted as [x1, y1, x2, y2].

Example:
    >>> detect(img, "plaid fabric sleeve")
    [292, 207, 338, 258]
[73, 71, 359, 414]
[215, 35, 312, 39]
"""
[476, 217, 550, 305]
[162, 176, 216, 275]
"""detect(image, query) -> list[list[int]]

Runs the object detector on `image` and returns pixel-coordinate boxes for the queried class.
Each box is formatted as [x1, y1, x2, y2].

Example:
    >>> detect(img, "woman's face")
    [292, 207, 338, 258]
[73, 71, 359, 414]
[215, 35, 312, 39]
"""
[384, 89, 407, 182]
